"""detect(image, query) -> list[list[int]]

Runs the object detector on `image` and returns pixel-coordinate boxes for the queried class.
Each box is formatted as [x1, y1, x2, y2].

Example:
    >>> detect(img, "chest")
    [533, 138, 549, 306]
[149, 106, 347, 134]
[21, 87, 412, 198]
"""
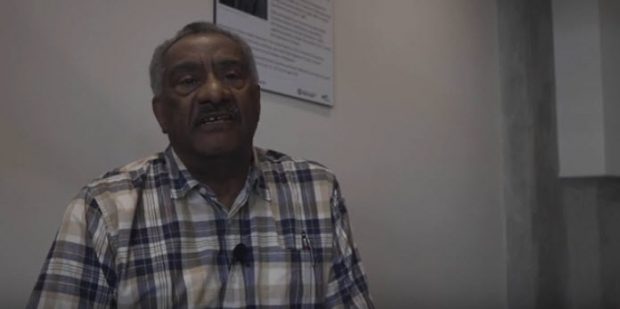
[113, 189, 334, 308]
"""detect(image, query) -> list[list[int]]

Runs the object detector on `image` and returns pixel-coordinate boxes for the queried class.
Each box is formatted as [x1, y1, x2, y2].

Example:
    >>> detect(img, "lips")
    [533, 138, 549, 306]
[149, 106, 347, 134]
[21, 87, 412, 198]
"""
[194, 106, 240, 128]
[198, 113, 234, 125]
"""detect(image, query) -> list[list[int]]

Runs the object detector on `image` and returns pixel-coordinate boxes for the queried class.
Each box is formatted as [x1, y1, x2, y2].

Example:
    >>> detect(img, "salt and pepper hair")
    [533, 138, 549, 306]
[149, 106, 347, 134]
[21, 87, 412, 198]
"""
[149, 21, 258, 96]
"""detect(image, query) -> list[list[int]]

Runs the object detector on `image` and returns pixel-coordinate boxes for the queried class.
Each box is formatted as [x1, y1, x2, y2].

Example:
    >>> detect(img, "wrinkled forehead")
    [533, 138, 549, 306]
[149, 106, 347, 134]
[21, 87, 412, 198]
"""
[163, 33, 246, 69]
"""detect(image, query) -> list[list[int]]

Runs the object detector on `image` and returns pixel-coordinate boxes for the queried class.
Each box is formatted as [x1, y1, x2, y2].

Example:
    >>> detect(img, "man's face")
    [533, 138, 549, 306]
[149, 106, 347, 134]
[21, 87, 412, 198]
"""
[153, 33, 260, 160]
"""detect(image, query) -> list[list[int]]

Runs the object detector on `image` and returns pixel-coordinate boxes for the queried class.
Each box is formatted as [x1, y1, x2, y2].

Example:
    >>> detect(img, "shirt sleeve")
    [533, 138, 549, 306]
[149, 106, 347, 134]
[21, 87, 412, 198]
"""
[325, 182, 374, 309]
[27, 190, 117, 309]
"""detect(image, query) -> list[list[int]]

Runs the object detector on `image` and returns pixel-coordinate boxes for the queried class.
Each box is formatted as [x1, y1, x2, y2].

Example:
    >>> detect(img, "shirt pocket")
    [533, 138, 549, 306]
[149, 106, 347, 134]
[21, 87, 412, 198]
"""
[251, 230, 318, 305]
[253, 196, 333, 304]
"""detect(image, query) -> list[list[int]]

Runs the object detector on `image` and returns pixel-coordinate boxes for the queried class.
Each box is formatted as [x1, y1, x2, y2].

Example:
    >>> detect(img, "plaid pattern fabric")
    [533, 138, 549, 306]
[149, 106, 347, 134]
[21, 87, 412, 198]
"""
[28, 146, 373, 308]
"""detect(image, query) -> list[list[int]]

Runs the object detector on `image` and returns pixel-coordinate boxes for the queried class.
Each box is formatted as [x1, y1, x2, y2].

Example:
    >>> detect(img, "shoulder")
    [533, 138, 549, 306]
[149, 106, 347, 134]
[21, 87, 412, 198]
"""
[69, 153, 166, 231]
[255, 147, 338, 184]
[82, 153, 165, 197]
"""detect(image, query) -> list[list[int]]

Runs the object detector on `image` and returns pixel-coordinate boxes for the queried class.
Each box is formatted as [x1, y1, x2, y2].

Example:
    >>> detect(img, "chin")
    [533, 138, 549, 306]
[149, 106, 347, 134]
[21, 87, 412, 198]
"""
[194, 142, 246, 159]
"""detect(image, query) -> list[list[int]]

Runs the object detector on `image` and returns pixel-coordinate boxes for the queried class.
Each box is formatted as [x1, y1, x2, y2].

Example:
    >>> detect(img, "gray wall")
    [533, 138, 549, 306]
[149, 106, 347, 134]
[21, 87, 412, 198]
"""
[562, 178, 609, 308]
[497, 0, 567, 307]
[0, 0, 506, 308]
[499, 1, 620, 308]
[561, 177, 620, 309]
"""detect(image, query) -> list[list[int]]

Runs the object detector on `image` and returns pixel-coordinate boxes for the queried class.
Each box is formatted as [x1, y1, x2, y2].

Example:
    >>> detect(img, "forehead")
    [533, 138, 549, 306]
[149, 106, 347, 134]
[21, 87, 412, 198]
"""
[163, 33, 245, 67]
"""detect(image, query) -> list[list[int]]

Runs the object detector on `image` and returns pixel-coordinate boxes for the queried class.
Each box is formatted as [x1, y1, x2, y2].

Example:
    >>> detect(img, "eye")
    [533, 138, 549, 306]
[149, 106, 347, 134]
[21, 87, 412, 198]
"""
[220, 69, 246, 88]
[224, 72, 241, 80]
[179, 77, 199, 85]
[172, 75, 203, 95]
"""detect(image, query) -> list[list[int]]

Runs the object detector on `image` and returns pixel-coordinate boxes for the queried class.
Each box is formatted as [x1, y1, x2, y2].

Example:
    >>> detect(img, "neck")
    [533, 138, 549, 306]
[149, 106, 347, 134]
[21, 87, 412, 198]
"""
[177, 146, 253, 208]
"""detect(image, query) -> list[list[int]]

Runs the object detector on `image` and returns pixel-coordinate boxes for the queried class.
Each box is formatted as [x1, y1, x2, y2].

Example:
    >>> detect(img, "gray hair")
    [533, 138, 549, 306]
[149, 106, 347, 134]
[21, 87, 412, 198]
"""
[149, 21, 258, 96]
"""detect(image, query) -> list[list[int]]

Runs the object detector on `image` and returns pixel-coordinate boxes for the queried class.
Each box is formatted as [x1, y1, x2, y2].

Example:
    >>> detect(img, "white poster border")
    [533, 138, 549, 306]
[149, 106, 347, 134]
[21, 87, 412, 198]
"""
[214, 0, 334, 107]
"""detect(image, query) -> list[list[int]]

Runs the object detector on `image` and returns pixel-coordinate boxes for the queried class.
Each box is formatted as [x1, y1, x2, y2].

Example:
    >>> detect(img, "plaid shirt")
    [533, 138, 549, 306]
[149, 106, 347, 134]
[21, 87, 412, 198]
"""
[28, 147, 373, 308]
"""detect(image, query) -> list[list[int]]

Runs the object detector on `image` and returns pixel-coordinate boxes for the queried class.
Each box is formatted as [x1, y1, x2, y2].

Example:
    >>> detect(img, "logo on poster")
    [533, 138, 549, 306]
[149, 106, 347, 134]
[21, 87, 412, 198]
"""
[297, 88, 316, 99]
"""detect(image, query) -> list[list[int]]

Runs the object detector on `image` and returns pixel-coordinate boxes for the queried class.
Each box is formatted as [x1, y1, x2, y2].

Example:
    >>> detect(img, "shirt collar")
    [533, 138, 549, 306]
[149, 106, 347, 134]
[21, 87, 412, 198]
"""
[163, 145, 271, 202]
[252, 147, 272, 202]
[163, 146, 200, 200]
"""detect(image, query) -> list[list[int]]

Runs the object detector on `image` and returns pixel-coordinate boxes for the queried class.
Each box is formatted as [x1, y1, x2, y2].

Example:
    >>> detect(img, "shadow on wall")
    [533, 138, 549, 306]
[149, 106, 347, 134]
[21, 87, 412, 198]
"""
[561, 177, 620, 308]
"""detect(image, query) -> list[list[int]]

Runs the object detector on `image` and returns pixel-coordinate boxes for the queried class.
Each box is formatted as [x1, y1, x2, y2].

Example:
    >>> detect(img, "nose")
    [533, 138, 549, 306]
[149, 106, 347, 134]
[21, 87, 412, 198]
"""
[195, 74, 231, 105]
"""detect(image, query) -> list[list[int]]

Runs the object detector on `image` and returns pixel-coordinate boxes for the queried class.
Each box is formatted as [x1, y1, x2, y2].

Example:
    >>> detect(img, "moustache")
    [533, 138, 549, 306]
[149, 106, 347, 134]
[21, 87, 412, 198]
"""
[193, 103, 240, 127]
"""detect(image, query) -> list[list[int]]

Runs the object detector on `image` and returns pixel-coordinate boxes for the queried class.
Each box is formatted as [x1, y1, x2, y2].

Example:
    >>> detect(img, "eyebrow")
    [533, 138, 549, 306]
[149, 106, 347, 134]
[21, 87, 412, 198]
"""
[168, 59, 246, 74]
[214, 59, 245, 69]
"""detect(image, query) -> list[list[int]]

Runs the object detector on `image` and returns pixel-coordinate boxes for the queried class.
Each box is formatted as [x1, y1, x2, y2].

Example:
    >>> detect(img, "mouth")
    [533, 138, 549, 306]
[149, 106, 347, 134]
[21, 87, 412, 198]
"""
[194, 108, 239, 129]
[197, 113, 234, 125]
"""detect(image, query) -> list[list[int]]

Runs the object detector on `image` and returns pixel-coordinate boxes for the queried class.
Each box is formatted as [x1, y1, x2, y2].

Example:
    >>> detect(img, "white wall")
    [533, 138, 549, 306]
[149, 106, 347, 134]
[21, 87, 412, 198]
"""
[553, 0, 620, 176]
[0, 1, 505, 307]
[600, 0, 620, 175]
[552, 0, 606, 176]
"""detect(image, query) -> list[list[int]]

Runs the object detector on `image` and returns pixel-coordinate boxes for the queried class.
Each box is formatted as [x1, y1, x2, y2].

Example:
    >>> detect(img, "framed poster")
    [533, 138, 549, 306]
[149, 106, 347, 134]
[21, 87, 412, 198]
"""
[215, 0, 334, 106]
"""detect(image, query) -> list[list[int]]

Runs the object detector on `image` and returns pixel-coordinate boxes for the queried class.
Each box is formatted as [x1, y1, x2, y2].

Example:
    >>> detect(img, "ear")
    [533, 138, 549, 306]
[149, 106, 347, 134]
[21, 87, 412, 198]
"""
[152, 96, 168, 134]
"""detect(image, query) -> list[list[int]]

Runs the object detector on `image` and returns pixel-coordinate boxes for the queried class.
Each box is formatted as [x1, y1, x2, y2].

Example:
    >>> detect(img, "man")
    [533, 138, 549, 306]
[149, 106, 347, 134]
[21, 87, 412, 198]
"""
[28, 21, 373, 308]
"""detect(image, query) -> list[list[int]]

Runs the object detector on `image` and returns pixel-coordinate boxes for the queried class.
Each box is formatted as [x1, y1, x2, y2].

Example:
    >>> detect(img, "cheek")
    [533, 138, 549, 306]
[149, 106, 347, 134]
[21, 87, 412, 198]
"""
[166, 100, 192, 121]
[237, 89, 260, 120]
[242, 103, 260, 122]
